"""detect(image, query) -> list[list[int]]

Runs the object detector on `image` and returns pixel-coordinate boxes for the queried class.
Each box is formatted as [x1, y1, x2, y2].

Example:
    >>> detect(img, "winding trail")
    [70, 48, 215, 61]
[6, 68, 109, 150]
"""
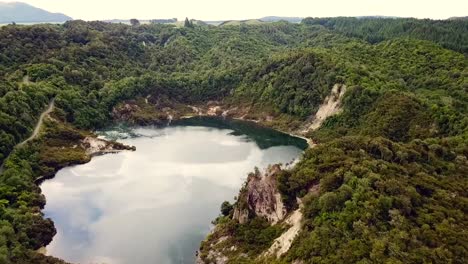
[18, 99, 55, 147]
[0, 98, 55, 174]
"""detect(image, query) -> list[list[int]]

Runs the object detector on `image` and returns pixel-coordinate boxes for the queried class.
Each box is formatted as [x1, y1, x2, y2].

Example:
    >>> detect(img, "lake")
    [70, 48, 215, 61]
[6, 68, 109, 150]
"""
[40, 117, 307, 264]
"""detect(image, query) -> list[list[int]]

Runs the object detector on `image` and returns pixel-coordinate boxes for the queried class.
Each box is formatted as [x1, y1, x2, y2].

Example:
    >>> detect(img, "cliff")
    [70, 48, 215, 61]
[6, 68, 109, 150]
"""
[233, 165, 286, 225]
[198, 165, 320, 263]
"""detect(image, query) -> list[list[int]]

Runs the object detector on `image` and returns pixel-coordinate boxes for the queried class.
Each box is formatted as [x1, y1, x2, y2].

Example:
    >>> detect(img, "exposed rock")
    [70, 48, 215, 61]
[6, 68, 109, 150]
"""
[232, 208, 249, 224]
[215, 236, 229, 245]
[207, 106, 223, 116]
[189, 105, 203, 115]
[264, 208, 303, 258]
[301, 83, 347, 134]
[145, 95, 151, 104]
[233, 165, 286, 225]
[196, 234, 231, 264]
[112, 103, 141, 121]
[263, 183, 319, 258]
[81, 136, 135, 156]
[196, 249, 228, 264]
[199, 172, 319, 263]
[292, 260, 305, 264]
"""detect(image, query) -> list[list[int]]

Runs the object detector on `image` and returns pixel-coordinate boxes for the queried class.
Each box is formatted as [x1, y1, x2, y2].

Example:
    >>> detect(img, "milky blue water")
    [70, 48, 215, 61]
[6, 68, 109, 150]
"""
[41, 117, 306, 264]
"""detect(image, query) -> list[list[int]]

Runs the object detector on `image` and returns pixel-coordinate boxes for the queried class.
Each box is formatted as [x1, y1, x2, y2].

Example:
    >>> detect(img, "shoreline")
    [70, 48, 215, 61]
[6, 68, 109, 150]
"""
[177, 113, 313, 147]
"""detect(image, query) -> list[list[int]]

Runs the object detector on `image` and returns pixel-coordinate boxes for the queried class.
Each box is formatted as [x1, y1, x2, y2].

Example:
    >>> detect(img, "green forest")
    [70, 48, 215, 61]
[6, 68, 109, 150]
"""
[0, 17, 467, 263]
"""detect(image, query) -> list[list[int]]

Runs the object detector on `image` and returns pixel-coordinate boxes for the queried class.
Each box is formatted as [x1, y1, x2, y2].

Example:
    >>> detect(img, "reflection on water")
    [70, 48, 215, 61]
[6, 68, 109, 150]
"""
[41, 118, 306, 264]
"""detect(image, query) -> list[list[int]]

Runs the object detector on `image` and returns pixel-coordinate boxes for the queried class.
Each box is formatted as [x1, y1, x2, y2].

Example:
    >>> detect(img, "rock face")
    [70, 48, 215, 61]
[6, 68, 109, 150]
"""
[233, 164, 286, 225]
[199, 166, 315, 264]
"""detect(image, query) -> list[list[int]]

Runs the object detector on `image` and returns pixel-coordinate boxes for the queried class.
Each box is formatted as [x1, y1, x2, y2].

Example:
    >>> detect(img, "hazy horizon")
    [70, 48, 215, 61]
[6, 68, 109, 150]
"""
[1, 0, 467, 21]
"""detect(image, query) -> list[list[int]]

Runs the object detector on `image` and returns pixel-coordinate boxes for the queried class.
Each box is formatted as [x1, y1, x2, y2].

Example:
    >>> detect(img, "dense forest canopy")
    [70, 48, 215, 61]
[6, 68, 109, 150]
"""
[0, 17, 466, 263]
[302, 17, 468, 54]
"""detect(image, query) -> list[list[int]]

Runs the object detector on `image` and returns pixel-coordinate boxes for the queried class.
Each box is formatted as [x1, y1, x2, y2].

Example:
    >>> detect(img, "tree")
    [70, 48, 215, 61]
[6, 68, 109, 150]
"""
[220, 201, 233, 216]
[184, 17, 193, 28]
[130, 19, 140, 26]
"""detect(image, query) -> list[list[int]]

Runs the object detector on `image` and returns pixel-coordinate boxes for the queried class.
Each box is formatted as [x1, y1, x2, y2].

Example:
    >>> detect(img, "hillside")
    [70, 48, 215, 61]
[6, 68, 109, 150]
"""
[0, 2, 71, 23]
[219, 19, 264, 26]
[302, 17, 468, 54]
[260, 16, 303, 23]
[0, 18, 466, 264]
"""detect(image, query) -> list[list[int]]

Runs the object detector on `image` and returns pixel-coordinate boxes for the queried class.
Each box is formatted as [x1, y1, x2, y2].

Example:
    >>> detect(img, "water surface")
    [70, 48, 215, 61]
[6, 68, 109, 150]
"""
[41, 117, 306, 264]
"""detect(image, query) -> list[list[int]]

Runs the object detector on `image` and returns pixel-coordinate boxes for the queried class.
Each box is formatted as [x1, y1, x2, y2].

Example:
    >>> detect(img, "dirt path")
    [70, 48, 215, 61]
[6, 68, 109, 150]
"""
[0, 98, 55, 174]
[18, 98, 55, 147]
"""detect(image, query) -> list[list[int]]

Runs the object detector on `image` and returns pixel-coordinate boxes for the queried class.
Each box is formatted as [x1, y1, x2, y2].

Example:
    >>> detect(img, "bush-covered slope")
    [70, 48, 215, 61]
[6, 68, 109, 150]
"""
[280, 136, 468, 263]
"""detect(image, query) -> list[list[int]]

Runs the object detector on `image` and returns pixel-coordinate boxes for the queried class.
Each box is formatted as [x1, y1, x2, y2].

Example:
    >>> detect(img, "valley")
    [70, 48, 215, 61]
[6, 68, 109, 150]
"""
[0, 15, 466, 264]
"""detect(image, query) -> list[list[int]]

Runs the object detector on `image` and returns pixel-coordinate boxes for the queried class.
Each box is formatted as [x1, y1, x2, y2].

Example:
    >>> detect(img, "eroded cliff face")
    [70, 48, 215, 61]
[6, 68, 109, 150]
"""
[263, 207, 303, 258]
[197, 165, 290, 264]
[198, 165, 318, 264]
[300, 83, 347, 134]
[233, 164, 286, 225]
[263, 184, 319, 259]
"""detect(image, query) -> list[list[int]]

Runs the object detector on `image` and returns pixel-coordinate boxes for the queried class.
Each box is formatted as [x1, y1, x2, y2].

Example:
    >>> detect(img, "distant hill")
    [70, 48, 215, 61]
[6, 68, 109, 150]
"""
[219, 19, 264, 27]
[259, 16, 303, 23]
[356, 16, 401, 19]
[211, 16, 302, 26]
[448, 16, 468, 20]
[0, 1, 71, 23]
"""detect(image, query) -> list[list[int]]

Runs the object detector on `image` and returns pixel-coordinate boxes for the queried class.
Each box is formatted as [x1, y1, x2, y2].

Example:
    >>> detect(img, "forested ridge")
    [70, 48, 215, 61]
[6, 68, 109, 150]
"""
[0, 17, 466, 263]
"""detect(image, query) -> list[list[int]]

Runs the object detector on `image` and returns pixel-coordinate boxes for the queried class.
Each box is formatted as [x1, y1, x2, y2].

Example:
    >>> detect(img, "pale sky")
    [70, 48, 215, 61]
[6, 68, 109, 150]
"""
[5, 0, 468, 21]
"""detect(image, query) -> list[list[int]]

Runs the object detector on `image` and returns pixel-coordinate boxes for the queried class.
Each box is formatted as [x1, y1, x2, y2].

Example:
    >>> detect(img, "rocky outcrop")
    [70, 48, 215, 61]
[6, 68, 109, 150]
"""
[81, 136, 135, 156]
[197, 246, 229, 264]
[207, 106, 224, 116]
[232, 207, 249, 224]
[196, 232, 233, 264]
[233, 165, 286, 225]
[198, 167, 317, 264]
